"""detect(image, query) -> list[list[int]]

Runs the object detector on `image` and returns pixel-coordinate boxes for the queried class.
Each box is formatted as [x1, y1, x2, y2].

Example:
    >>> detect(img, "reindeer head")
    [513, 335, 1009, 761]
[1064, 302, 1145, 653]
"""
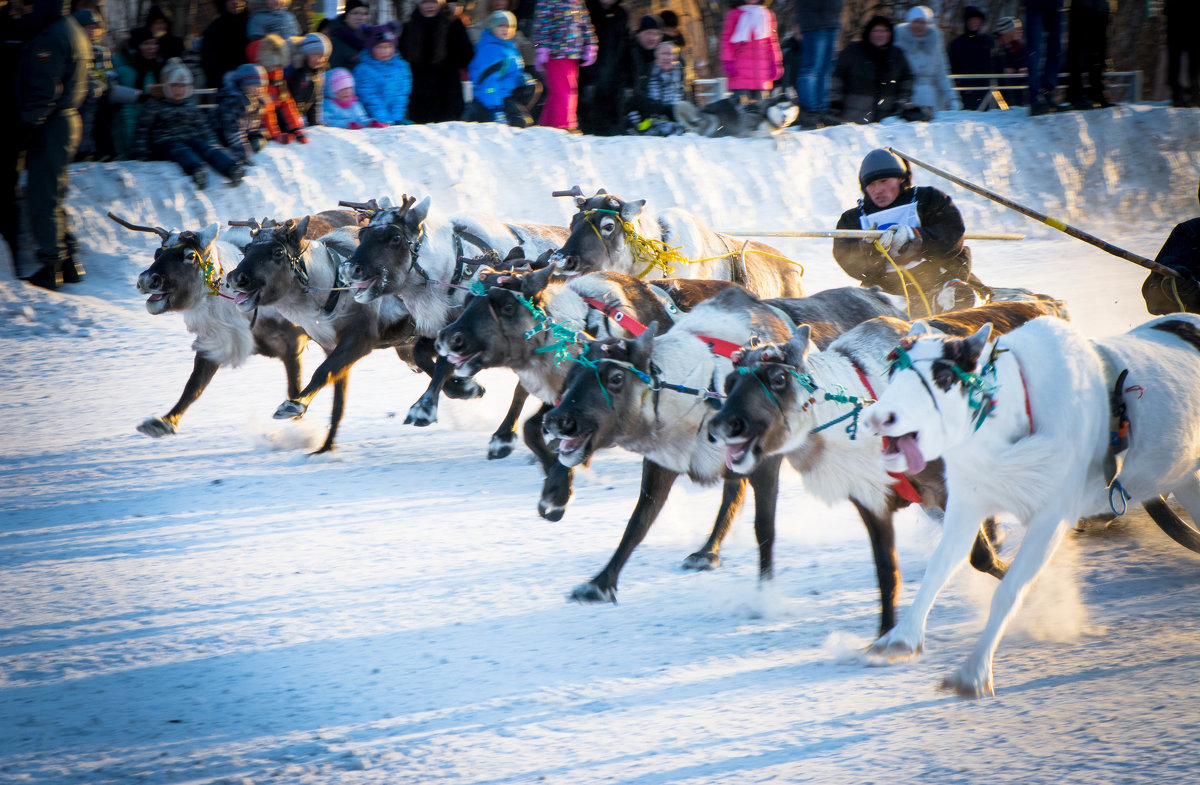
[226, 216, 312, 311]
[114, 210, 223, 315]
[341, 194, 429, 303]
[866, 322, 996, 475]
[552, 189, 646, 278]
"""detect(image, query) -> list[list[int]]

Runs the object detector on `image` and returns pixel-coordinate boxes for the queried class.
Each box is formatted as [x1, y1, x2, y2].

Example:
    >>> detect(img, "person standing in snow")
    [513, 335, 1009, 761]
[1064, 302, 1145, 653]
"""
[1063, 0, 1112, 110]
[577, 0, 629, 136]
[399, 0, 474, 124]
[993, 16, 1027, 107]
[833, 148, 976, 316]
[828, 15, 913, 124]
[355, 24, 412, 124]
[947, 5, 993, 111]
[200, 0, 248, 90]
[792, 0, 843, 117]
[893, 5, 960, 119]
[324, 0, 371, 71]
[719, 0, 782, 106]
[1024, 0, 1063, 116]
[531, 0, 598, 131]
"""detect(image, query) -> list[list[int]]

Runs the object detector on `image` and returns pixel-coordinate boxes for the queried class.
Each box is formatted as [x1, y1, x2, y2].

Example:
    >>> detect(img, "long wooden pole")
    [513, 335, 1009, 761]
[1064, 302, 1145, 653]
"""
[887, 147, 1177, 278]
[723, 229, 1026, 241]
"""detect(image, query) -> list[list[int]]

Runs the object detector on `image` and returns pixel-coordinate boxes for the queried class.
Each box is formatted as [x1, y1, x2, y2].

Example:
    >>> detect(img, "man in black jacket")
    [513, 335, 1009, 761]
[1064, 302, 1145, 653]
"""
[1143, 180, 1200, 314]
[947, 6, 993, 110]
[200, 0, 248, 90]
[828, 15, 913, 124]
[18, 0, 89, 290]
[578, 0, 630, 135]
[833, 149, 974, 316]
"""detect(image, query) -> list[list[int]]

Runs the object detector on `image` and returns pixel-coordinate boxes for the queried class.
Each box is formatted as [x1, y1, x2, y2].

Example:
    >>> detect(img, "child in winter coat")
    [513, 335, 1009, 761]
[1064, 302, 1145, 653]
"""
[626, 41, 691, 136]
[322, 67, 382, 128]
[246, 0, 301, 42]
[288, 32, 330, 126]
[467, 11, 539, 126]
[720, 0, 782, 104]
[354, 24, 413, 125]
[249, 34, 308, 143]
[74, 8, 115, 160]
[131, 58, 245, 190]
[212, 63, 268, 164]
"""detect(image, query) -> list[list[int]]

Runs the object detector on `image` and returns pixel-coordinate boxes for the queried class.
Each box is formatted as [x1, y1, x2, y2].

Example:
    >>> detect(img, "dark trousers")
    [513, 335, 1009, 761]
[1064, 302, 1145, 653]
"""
[26, 110, 81, 270]
[1065, 6, 1108, 103]
[1025, 8, 1062, 106]
[1167, 7, 1200, 103]
[160, 138, 237, 177]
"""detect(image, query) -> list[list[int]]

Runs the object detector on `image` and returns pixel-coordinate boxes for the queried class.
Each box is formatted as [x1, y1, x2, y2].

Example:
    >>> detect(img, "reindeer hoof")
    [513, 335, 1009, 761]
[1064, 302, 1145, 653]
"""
[404, 404, 437, 427]
[487, 434, 515, 460]
[569, 582, 616, 604]
[443, 378, 485, 400]
[137, 417, 176, 438]
[940, 669, 994, 699]
[867, 633, 923, 663]
[274, 400, 307, 420]
[681, 552, 720, 571]
[538, 499, 565, 521]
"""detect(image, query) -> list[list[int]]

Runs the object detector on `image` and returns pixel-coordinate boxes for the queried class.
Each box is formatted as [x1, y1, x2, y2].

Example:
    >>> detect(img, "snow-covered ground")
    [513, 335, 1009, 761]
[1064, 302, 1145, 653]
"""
[2, 105, 1199, 785]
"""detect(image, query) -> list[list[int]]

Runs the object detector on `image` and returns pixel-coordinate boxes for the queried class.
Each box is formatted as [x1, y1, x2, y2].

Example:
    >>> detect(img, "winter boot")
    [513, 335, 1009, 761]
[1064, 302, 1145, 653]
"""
[192, 168, 209, 190]
[61, 232, 85, 283]
[227, 163, 246, 186]
[24, 256, 63, 291]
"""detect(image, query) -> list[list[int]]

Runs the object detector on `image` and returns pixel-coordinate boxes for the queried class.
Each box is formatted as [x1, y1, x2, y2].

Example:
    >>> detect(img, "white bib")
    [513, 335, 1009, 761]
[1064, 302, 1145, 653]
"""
[859, 200, 920, 232]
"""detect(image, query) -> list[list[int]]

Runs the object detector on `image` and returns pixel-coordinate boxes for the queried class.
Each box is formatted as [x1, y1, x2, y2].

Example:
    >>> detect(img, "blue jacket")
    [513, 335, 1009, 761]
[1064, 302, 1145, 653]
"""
[354, 53, 412, 124]
[468, 30, 524, 110]
[323, 96, 371, 128]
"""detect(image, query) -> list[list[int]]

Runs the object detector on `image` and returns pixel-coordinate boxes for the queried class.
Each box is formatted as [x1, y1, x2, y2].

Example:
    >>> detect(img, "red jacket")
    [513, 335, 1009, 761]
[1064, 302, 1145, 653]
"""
[720, 5, 783, 91]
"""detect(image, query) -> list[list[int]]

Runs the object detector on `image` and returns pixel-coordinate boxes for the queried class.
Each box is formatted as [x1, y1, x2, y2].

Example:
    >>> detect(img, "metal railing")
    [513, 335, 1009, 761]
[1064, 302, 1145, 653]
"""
[950, 71, 1143, 109]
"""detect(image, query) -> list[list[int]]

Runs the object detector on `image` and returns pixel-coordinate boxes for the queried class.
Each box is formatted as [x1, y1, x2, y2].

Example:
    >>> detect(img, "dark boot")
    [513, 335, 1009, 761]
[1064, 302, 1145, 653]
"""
[24, 262, 63, 291]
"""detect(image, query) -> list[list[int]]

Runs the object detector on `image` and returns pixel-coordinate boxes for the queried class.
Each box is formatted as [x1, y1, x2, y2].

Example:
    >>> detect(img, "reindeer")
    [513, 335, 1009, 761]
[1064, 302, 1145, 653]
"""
[225, 213, 423, 454]
[864, 314, 1200, 697]
[224, 209, 360, 251]
[549, 186, 804, 299]
[337, 195, 569, 431]
[436, 264, 738, 520]
[540, 286, 904, 602]
[112, 213, 309, 440]
[706, 301, 1061, 636]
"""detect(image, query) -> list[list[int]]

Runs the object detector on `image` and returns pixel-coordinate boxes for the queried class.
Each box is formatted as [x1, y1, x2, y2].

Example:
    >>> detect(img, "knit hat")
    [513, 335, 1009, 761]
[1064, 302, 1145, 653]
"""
[298, 31, 332, 57]
[858, 148, 910, 190]
[963, 5, 985, 23]
[993, 16, 1016, 35]
[636, 14, 663, 33]
[328, 67, 355, 95]
[366, 24, 396, 48]
[146, 4, 171, 29]
[73, 9, 103, 27]
[130, 27, 155, 47]
[343, 0, 367, 13]
[233, 62, 268, 88]
[161, 57, 193, 87]
[659, 9, 679, 28]
[485, 10, 516, 30]
[905, 5, 933, 23]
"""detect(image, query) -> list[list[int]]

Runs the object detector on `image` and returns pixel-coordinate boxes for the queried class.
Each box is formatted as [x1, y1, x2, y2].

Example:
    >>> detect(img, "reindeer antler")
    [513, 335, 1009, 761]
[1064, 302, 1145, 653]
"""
[107, 211, 171, 242]
[228, 218, 262, 230]
[338, 198, 382, 215]
[396, 194, 418, 216]
[551, 185, 585, 198]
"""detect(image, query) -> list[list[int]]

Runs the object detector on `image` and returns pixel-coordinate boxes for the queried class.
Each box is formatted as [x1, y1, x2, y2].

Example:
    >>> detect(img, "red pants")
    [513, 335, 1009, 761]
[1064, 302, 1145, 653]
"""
[539, 57, 580, 130]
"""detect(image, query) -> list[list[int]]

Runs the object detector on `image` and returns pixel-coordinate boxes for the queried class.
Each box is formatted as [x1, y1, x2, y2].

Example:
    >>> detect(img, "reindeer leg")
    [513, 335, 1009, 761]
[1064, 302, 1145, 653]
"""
[412, 336, 484, 401]
[571, 459, 679, 604]
[682, 476, 747, 571]
[312, 374, 348, 455]
[405, 354, 451, 427]
[139, 353, 219, 437]
[276, 334, 370, 421]
[749, 454, 784, 580]
[969, 518, 1010, 579]
[488, 383, 529, 460]
[525, 404, 575, 521]
[850, 496, 901, 638]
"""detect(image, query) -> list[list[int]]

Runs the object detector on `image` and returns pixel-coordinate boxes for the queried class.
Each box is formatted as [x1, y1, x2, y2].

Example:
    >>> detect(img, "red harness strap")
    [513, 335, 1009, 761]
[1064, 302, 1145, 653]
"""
[580, 295, 742, 358]
[853, 361, 924, 506]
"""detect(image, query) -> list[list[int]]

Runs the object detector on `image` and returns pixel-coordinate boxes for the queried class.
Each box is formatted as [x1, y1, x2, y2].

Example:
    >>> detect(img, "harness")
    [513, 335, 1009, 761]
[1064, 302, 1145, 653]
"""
[160, 238, 231, 300]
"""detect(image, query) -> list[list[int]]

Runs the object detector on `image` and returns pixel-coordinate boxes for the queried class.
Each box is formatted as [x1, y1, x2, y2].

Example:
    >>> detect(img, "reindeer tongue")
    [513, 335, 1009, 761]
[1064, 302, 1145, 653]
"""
[895, 433, 926, 475]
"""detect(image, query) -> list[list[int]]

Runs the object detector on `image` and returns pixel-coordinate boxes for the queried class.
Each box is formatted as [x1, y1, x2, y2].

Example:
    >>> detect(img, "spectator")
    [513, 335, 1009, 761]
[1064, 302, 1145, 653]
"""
[531, 0, 598, 131]
[893, 5, 959, 119]
[1064, 0, 1112, 110]
[201, 0, 249, 90]
[626, 41, 691, 136]
[659, 9, 684, 48]
[828, 15, 913, 124]
[720, 0, 782, 105]
[18, 0, 89, 291]
[399, 0, 474, 123]
[1, 0, 28, 268]
[249, 34, 308, 142]
[1166, 0, 1199, 108]
[112, 28, 163, 156]
[324, 67, 381, 127]
[628, 15, 663, 92]
[993, 17, 1028, 107]
[470, 0, 535, 69]
[781, 22, 803, 104]
[793, 0, 843, 116]
[578, 0, 630, 135]
[947, 5, 993, 111]
[1025, 0, 1063, 116]
[355, 24, 412, 124]
[467, 10, 540, 126]
[289, 31, 330, 125]
[132, 58, 245, 190]
[212, 62, 268, 162]
[325, 0, 371, 70]
[247, 0, 301, 43]
[144, 5, 185, 61]
[73, 8, 113, 160]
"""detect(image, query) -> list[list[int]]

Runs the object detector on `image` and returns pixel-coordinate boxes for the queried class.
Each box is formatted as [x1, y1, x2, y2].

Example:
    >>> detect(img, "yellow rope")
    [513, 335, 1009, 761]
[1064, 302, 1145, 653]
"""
[874, 239, 932, 318]
[1170, 276, 1188, 313]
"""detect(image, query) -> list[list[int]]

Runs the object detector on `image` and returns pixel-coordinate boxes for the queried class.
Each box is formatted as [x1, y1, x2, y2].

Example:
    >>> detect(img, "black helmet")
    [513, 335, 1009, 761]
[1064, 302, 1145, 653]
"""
[859, 148, 911, 190]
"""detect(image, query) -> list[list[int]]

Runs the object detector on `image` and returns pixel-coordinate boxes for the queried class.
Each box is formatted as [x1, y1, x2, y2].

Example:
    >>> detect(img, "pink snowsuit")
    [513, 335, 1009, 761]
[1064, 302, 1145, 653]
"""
[720, 4, 783, 91]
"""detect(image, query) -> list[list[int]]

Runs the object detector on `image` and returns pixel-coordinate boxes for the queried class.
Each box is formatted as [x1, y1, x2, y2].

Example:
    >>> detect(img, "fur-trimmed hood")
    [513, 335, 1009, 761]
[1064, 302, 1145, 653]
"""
[252, 32, 290, 70]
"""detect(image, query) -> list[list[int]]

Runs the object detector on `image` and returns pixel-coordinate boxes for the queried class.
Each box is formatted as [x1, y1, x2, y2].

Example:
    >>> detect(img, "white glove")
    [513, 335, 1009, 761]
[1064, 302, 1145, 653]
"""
[878, 224, 918, 253]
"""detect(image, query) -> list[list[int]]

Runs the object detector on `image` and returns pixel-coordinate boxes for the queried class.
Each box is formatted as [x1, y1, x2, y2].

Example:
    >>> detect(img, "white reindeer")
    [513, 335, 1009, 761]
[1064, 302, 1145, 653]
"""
[864, 314, 1200, 697]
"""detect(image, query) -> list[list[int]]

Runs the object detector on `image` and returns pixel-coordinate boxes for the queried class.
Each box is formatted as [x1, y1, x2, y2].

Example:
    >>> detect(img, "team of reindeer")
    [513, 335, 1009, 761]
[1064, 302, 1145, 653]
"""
[114, 186, 1200, 698]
